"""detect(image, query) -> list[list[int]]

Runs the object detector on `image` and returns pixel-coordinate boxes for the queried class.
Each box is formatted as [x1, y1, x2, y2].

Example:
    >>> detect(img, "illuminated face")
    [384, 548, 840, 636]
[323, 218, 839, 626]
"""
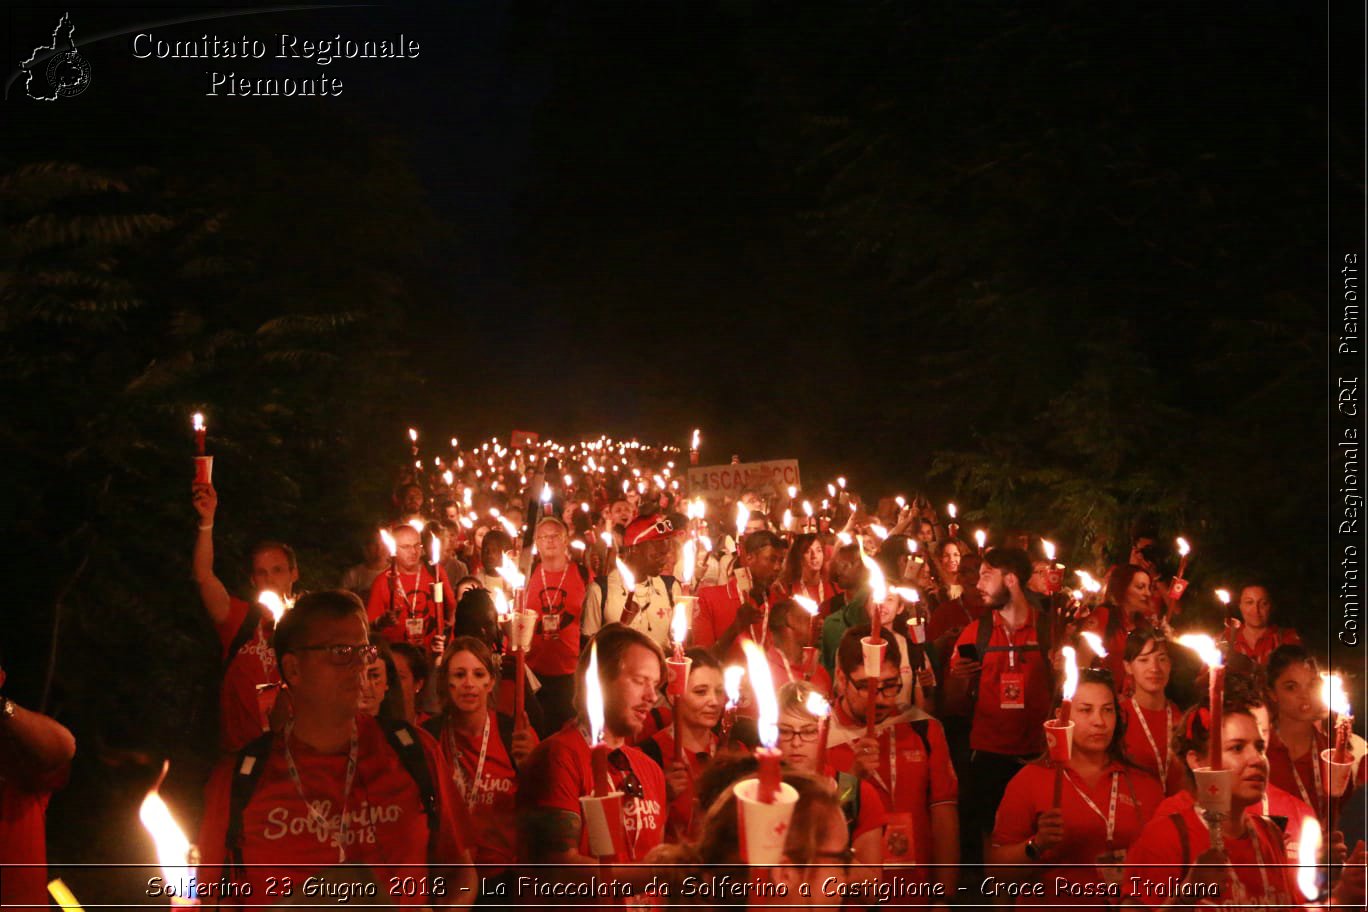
[605, 644, 662, 738]
[446, 650, 495, 715]
[283, 614, 369, 717]
[838, 660, 900, 725]
[1069, 681, 1116, 754]
[977, 563, 1009, 608]
[1269, 660, 1322, 725]
[1187, 713, 1268, 807]
[1123, 638, 1172, 696]
[1028, 561, 1051, 594]
[917, 521, 935, 544]
[1124, 572, 1152, 613]
[679, 666, 725, 731]
[251, 547, 298, 598]
[746, 545, 785, 590]
[402, 487, 424, 513]
[940, 543, 962, 575]
[1238, 586, 1272, 629]
[610, 500, 634, 527]
[803, 540, 824, 573]
[444, 504, 459, 523]
[778, 705, 823, 773]
[393, 527, 422, 573]
[359, 653, 388, 717]
[535, 523, 568, 562]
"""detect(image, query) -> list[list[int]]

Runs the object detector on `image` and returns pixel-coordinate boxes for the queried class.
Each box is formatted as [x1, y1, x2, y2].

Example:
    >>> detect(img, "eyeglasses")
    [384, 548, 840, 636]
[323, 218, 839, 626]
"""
[777, 724, 822, 744]
[607, 749, 645, 799]
[850, 677, 902, 698]
[293, 644, 380, 666]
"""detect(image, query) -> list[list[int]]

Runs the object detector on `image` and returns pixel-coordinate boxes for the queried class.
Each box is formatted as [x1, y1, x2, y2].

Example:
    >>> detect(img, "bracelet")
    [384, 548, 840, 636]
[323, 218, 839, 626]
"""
[198, 522, 214, 531]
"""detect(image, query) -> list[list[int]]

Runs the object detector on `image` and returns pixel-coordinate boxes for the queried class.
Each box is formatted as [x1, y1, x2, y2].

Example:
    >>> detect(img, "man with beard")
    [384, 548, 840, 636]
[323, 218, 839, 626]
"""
[944, 547, 1052, 863]
[517, 625, 668, 864]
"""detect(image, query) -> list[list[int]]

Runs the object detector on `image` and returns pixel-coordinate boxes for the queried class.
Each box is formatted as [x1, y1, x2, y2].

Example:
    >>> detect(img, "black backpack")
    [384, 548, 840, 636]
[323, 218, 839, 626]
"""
[224, 719, 439, 883]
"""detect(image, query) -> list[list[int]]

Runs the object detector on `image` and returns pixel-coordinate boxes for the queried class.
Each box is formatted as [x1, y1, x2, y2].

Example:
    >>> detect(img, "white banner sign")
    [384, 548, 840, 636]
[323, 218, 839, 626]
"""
[687, 460, 801, 502]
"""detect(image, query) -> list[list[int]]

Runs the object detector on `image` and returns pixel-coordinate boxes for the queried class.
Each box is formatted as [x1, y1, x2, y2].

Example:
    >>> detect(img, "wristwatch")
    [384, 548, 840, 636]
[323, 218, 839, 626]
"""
[1024, 838, 1041, 860]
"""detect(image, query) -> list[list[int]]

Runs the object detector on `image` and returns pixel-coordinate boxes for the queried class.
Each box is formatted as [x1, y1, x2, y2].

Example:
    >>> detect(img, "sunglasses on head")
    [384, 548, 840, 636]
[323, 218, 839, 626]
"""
[608, 749, 645, 799]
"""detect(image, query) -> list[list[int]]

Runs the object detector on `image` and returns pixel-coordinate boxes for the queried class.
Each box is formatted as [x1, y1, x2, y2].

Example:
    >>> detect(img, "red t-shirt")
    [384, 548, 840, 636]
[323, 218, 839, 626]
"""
[646, 728, 716, 842]
[435, 716, 518, 873]
[517, 722, 667, 862]
[926, 596, 980, 645]
[993, 761, 1164, 899]
[197, 714, 467, 905]
[1119, 697, 1185, 795]
[953, 609, 1053, 755]
[0, 756, 69, 909]
[766, 644, 833, 698]
[1124, 791, 1301, 910]
[1220, 626, 1302, 665]
[217, 596, 281, 753]
[524, 562, 587, 677]
[1266, 727, 1363, 822]
[366, 566, 452, 647]
[825, 705, 958, 871]
[694, 578, 771, 650]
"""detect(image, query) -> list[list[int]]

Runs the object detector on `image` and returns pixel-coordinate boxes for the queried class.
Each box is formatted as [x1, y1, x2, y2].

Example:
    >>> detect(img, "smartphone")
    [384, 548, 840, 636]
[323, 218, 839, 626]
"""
[957, 643, 980, 662]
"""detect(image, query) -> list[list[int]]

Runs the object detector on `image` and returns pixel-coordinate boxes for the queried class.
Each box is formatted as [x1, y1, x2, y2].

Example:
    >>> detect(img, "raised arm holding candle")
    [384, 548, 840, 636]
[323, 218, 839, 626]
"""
[191, 413, 213, 484]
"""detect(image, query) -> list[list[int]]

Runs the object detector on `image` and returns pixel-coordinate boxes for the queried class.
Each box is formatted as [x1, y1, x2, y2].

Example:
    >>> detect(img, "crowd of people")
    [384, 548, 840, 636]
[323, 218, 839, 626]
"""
[4, 433, 1366, 909]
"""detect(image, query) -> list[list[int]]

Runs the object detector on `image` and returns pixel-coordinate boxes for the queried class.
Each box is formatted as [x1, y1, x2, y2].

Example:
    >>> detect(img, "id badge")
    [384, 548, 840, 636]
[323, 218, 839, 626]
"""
[1095, 849, 1126, 886]
[999, 671, 1026, 710]
[405, 616, 425, 644]
[882, 812, 915, 865]
[541, 611, 562, 635]
[256, 684, 279, 733]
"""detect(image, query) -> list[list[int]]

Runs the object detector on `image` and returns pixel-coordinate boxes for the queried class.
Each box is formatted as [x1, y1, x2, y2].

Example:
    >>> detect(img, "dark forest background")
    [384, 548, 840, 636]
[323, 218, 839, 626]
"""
[1, 0, 1358, 898]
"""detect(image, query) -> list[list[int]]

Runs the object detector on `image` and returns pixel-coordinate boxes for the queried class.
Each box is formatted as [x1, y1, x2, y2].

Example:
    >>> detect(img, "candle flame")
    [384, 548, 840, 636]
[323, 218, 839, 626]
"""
[691, 429, 700, 449]
[191, 412, 204, 432]
[1041, 539, 1056, 561]
[615, 557, 636, 593]
[450, 437, 458, 449]
[793, 595, 820, 618]
[724, 665, 745, 707]
[891, 586, 920, 603]
[1076, 569, 1102, 593]
[1061, 646, 1079, 701]
[1296, 817, 1322, 901]
[586, 641, 606, 744]
[895, 495, 906, 508]
[802, 500, 813, 517]
[1176, 536, 1190, 557]
[699, 535, 713, 553]
[736, 503, 750, 539]
[827, 484, 836, 497]
[1321, 673, 1353, 718]
[837, 477, 846, 489]
[1215, 588, 1231, 606]
[496, 553, 525, 591]
[497, 516, 518, 538]
[430, 535, 442, 566]
[139, 767, 194, 892]
[406, 519, 424, 535]
[974, 529, 987, 549]
[1176, 633, 1223, 668]
[680, 539, 697, 585]
[870, 523, 888, 540]
[257, 590, 291, 624]
[947, 503, 957, 519]
[740, 638, 780, 748]
[492, 587, 510, 620]
[906, 538, 918, 553]
[671, 601, 690, 647]
[836, 531, 853, 546]
[787, 485, 797, 499]
[540, 483, 552, 504]
[861, 552, 888, 604]
[1079, 630, 1107, 658]
[408, 428, 418, 443]
[570, 540, 586, 551]
[379, 528, 397, 557]
[804, 690, 830, 720]
[442, 470, 454, 486]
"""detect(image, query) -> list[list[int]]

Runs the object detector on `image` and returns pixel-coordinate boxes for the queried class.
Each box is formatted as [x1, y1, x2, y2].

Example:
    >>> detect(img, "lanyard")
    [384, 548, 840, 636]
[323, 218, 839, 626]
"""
[865, 723, 900, 799]
[800, 579, 826, 606]
[1287, 730, 1324, 806]
[778, 651, 795, 685]
[1066, 770, 1120, 846]
[540, 564, 570, 607]
[449, 715, 491, 810]
[1242, 822, 1275, 902]
[393, 570, 421, 615]
[1129, 698, 1172, 777]
[283, 721, 359, 863]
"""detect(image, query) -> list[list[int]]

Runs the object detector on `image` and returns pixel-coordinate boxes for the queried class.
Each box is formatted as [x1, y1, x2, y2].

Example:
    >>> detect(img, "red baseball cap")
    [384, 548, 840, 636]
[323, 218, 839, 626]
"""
[624, 515, 679, 547]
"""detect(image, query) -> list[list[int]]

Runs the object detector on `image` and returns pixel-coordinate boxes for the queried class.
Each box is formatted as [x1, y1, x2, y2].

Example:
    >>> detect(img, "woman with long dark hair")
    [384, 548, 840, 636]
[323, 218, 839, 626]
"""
[776, 533, 831, 608]
[1118, 630, 1184, 794]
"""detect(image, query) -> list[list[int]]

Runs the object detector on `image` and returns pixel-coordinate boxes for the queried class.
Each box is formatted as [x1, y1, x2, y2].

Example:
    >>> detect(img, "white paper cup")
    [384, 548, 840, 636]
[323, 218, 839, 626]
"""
[510, 609, 538, 651]
[579, 792, 627, 857]
[1192, 767, 1233, 814]
[1321, 749, 1355, 797]
[908, 620, 927, 644]
[1044, 720, 1074, 762]
[861, 636, 887, 678]
[194, 455, 214, 485]
[734, 779, 799, 865]
[666, 656, 692, 696]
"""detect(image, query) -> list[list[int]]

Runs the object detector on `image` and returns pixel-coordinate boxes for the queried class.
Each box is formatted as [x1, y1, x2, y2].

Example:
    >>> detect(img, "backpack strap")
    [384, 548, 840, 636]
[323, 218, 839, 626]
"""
[1170, 813, 1191, 878]
[224, 602, 264, 671]
[225, 731, 275, 888]
[639, 737, 665, 769]
[910, 718, 933, 759]
[381, 720, 441, 857]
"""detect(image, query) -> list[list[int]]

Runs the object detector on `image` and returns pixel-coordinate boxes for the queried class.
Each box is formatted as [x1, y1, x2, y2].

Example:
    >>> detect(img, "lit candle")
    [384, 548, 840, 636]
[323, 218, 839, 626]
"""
[1296, 818, 1323, 902]
[1078, 630, 1107, 667]
[722, 665, 744, 743]
[805, 690, 831, 772]
[1322, 673, 1353, 763]
[496, 555, 528, 729]
[802, 501, 814, 533]
[191, 412, 206, 457]
[1051, 645, 1080, 807]
[670, 602, 692, 763]
[615, 558, 640, 625]
[1176, 634, 1224, 770]
[256, 590, 290, 625]
[140, 763, 199, 902]
[585, 642, 613, 797]
[859, 553, 888, 740]
[794, 595, 821, 679]
[1175, 537, 1191, 579]
[741, 639, 782, 803]
[430, 536, 444, 643]
[690, 428, 701, 465]
[974, 529, 987, 555]
[679, 538, 697, 596]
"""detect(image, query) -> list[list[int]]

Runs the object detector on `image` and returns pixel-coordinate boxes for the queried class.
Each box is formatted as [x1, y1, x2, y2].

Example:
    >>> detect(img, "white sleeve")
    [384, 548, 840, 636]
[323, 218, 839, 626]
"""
[582, 579, 604, 637]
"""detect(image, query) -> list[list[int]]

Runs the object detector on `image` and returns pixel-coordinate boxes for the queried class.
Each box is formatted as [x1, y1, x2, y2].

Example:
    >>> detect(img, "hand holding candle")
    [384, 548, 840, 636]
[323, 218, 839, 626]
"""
[669, 601, 692, 763]
[140, 762, 198, 904]
[191, 413, 213, 484]
[1048, 646, 1079, 807]
[430, 535, 444, 643]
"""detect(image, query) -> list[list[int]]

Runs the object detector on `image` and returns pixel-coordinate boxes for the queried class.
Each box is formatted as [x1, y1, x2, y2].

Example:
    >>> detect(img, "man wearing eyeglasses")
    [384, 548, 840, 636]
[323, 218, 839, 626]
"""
[197, 590, 476, 907]
[518, 625, 668, 867]
[582, 514, 680, 648]
[193, 482, 296, 753]
[694, 529, 786, 657]
[366, 523, 452, 651]
[825, 626, 959, 893]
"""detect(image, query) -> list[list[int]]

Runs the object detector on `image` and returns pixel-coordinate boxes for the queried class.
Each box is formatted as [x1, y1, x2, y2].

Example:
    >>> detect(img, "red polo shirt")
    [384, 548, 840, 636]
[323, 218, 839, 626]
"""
[694, 578, 772, 650]
[1220, 626, 1301, 665]
[952, 608, 1053, 755]
[1119, 697, 1185, 795]
[217, 596, 281, 753]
